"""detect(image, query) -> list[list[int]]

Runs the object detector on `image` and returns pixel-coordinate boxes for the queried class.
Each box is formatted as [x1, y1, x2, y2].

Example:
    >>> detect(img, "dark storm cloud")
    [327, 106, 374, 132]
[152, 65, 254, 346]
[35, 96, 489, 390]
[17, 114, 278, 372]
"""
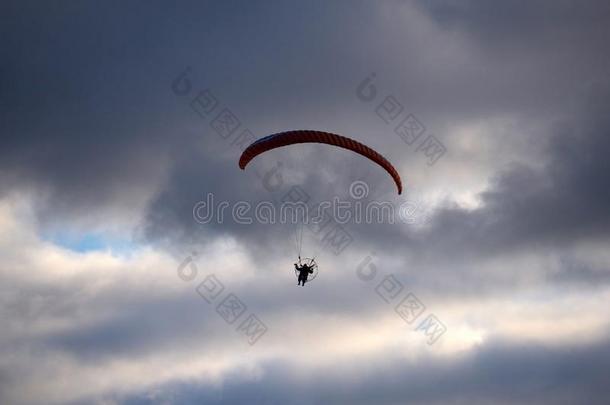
[41, 293, 231, 362]
[409, 0, 610, 108]
[416, 87, 610, 257]
[363, 0, 610, 131]
[0, 0, 393, 232]
[0, 1, 193, 225]
[2, 0, 609, 238]
[552, 253, 610, 286]
[416, 0, 610, 49]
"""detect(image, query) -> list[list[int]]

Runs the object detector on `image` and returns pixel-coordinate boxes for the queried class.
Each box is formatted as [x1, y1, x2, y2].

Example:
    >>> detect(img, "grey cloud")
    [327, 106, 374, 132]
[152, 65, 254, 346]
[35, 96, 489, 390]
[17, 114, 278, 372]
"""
[419, 87, 610, 257]
[105, 335, 610, 405]
[3, 1, 610, 403]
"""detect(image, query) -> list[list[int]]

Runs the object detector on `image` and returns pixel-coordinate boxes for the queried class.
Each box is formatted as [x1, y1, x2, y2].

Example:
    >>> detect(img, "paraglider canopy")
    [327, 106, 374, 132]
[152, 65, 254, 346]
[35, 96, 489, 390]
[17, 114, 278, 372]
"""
[238, 130, 403, 194]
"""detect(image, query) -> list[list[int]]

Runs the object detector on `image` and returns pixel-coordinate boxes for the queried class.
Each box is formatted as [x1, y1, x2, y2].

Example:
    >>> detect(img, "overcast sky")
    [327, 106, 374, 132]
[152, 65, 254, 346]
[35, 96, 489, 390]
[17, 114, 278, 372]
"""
[2, 1, 610, 404]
